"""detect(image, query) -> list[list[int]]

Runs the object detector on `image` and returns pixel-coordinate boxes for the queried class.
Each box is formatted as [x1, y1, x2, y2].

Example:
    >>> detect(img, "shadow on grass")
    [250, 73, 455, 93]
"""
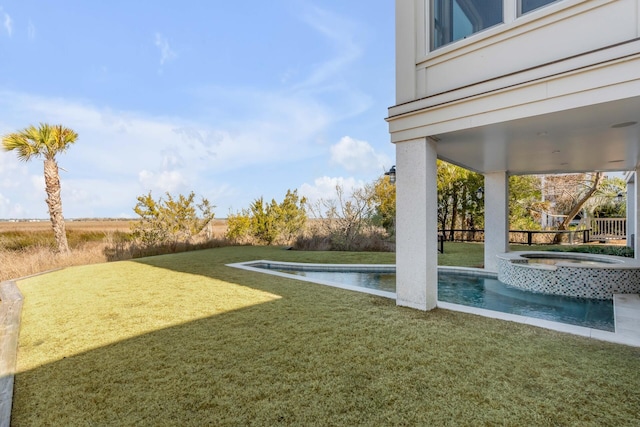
[12, 247, 640, 425]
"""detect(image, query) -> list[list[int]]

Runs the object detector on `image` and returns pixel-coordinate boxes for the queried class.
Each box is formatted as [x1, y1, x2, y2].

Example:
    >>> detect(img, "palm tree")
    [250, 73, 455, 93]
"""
[2, 123, 78, 254]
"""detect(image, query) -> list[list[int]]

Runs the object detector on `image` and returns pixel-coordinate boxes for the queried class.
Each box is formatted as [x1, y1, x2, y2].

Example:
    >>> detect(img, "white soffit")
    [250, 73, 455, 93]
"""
[435, 96, 640, 175]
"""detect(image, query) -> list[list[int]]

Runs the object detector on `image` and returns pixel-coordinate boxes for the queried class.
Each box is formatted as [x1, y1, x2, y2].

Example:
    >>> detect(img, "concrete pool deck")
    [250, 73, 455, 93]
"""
[613, 294, 640, 342]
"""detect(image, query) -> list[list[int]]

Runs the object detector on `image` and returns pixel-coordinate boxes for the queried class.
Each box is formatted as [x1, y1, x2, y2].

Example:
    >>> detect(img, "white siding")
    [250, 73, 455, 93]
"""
[397, 1, 639, 101]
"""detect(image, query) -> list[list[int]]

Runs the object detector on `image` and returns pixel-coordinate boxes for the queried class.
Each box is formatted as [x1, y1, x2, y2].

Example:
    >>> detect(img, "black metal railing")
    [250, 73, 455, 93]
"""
[439, 229, 593, 245]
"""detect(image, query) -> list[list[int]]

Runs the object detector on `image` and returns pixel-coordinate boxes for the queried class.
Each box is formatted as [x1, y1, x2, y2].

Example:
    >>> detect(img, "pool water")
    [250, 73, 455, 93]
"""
[438, 273, 613, 331]
[275, 268, 614, 331]
[521, 255, 618, 266]
[277, 270, 396, 293]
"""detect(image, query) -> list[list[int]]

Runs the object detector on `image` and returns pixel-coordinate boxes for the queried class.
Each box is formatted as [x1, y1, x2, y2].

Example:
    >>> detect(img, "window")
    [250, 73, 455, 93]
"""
[431, 0, 503, 50]
[519, 0, 559, 15]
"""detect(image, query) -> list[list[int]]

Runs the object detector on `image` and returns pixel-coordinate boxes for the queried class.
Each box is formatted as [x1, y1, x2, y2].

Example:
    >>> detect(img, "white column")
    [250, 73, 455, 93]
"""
[626, 173, 636, 249]
[632, 170, 640, 258]
[484, 171, 509, 272]
[395, 137, 438, 311]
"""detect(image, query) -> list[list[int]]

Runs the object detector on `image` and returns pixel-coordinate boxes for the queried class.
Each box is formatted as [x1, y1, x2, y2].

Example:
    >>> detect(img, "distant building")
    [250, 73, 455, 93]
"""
[387, 0, 640, 310]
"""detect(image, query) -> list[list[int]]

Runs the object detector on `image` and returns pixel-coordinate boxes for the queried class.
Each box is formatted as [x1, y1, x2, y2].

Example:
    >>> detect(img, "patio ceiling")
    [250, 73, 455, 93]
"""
[434, 96, 640, 176]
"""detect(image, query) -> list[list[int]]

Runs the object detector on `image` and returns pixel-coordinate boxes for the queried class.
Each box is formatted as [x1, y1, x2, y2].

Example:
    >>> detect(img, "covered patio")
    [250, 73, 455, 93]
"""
[387, 52, 640, 311]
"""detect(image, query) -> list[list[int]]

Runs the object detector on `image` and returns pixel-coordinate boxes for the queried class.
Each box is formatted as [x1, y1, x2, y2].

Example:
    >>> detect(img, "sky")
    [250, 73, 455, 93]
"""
[0, 1, 395, 219]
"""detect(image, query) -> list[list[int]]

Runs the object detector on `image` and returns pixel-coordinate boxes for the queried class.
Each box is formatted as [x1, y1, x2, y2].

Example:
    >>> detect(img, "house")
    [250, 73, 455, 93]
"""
[387, 0, 640, 310]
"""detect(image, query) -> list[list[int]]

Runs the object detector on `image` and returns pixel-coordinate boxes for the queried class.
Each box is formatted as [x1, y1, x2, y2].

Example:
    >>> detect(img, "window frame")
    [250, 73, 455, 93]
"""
[518, 0, 560, 16]
[430, 0, 504, 51]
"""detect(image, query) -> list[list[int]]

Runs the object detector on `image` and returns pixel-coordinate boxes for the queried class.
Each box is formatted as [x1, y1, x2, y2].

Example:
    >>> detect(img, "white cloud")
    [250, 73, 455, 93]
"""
[0, 88, 332, 217]
[0, 151, 27, 189]
[138, 169, 187, 194]
[2, 9, 12, 36]
[0, 5, 380, 219]
[30, 174, 46, 198]
[299, 175, 366, 207]
[295, 7, 362, 91]
[154, 32, 177, 66]
[330, 136, 392, 174]
[27, 20, 35, 40]
[61, 178, 142, 218]
[176, 86, 329, 168]
[0, 89, 326, 173]
[0, 192, 25, 217]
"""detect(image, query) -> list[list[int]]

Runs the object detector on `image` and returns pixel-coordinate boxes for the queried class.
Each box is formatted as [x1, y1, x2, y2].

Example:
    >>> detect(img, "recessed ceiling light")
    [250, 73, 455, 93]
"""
[611, 121, 638, 128]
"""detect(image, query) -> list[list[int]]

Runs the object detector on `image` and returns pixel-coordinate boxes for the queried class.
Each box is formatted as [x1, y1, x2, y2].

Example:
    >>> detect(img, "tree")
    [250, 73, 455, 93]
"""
[509, 175, 543, 230]
[371, 175, 396, 234]
[226, 208, 252, 244]
[225, 189, 307, 245]
[132, 191, 215, 249]
[540, 172, 603, 243]
[436, 161, 484, 239]
[585, 176, 626, 218]
[249, 197, 279, 245]
[2, 123, 78, 254]
[274, 189, 308, 243]
[306, 183, 380, 251]
[548, 172, 603, 231]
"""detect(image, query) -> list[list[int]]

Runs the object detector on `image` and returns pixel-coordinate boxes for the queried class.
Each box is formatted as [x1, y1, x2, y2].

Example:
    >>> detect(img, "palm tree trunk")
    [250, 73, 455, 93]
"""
[44, 158, 70, 254]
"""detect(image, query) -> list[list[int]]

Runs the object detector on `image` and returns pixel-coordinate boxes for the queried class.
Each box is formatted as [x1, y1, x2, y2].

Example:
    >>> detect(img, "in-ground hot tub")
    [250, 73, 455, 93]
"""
[497, 251, 640, 299]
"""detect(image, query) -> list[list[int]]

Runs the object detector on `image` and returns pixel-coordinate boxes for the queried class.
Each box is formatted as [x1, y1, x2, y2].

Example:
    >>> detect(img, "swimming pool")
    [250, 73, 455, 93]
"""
[232, 261, 613, 331]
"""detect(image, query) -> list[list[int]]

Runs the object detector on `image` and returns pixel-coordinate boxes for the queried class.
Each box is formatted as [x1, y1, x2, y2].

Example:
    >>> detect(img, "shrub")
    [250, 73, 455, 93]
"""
[131, 191, 215, 250]
[226, 210, 253, 244]
[225, 189, 307, 245]
[301, 184, 394, 252]
[550, 245, 634, 258]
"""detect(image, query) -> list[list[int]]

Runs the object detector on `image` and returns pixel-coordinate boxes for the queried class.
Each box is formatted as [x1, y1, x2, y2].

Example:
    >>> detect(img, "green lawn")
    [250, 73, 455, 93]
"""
[12, 245, 640, 426]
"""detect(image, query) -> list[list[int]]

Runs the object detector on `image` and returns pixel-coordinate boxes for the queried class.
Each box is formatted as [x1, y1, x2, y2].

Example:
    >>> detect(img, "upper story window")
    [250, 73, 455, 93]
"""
[519, 0, 559, 15]
[431, 0, 503, 50]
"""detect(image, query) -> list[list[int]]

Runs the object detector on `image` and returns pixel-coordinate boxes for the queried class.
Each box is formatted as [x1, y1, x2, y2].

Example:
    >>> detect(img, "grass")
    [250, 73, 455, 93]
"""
[12, 246, 640, 426]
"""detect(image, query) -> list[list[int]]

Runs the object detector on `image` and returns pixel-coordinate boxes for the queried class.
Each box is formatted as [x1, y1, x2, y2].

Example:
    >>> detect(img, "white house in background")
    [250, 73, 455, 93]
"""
[387, 0, 640, 311]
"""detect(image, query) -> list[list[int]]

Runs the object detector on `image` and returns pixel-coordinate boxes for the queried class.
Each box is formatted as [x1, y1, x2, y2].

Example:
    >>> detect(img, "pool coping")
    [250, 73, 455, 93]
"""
[497, 250, 640, 269]
[227, 261, 640, 348]
[227, 260, 397, 299]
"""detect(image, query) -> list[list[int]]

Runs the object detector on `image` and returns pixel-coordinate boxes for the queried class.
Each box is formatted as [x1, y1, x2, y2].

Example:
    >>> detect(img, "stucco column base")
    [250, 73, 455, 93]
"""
[395, 138, 438, 311]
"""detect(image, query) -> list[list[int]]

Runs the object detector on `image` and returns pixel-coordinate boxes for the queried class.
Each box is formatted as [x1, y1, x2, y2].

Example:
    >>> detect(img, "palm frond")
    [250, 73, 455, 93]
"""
[51, 124, 78, 154]
[1, 123, 79, 162]
[2, 130, 40, 162]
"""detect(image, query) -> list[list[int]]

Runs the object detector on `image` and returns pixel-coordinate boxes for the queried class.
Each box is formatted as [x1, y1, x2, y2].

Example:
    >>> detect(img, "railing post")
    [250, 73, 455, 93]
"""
[527, 231, 533, 246]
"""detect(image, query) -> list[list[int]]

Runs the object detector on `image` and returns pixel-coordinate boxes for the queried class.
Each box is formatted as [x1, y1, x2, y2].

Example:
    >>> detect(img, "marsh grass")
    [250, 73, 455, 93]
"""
[0, 220, 232, 281]
[12, 246, 640, 426]
[0, 238, 125, 282]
